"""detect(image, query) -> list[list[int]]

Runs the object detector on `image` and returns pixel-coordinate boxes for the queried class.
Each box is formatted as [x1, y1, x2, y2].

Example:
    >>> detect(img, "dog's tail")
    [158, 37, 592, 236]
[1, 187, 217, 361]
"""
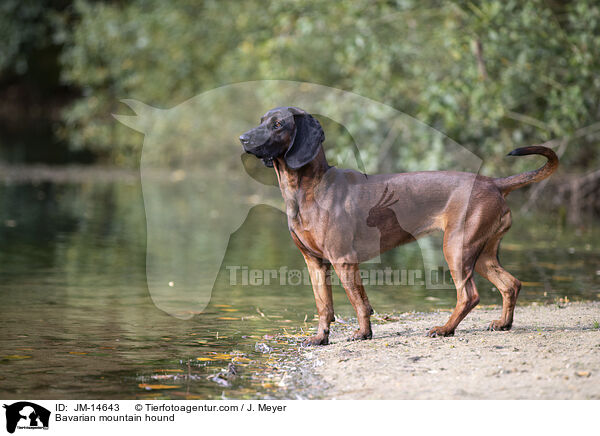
[494, 146, 559, 196]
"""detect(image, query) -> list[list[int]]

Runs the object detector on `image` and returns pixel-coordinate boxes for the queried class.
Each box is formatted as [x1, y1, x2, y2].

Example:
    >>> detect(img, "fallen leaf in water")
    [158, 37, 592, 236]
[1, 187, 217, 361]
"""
[214, 304, 232, 308]
[211, 353, 233, 360]
[138, 384, 181, 390]
[551, 275, 573, 282]
[4, 355, 32, 360]
[197, 353, 232, 361]
[221, 308, 238, 312]
[218, 317, 239, 320]
[68, 352, 88, 355]
[521, 281, 544, 287]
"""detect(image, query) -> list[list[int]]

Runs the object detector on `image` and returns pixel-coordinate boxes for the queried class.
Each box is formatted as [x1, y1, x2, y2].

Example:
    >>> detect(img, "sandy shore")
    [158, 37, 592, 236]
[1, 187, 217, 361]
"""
[301, 301, 600, 399]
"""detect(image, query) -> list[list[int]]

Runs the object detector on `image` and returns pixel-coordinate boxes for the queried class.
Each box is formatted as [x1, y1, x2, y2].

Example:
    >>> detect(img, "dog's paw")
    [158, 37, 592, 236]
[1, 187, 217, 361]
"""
[488, 320, 512, 331]
[427, 326, 455, 337]
[349, 329, 372, 341]
[301, 335, 329, 347]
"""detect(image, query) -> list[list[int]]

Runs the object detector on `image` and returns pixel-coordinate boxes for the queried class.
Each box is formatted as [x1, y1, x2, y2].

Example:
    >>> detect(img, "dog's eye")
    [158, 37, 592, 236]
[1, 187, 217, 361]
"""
[273, 121, 282, 129]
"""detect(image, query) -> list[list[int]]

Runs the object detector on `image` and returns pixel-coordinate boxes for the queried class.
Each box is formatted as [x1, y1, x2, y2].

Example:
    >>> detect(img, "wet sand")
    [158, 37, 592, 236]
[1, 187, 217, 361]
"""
[301, 301, 600, 399]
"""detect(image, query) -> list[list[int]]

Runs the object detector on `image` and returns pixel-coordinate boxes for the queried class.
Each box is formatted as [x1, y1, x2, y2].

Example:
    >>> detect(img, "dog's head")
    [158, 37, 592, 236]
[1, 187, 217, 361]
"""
[239, 107, 324, 168]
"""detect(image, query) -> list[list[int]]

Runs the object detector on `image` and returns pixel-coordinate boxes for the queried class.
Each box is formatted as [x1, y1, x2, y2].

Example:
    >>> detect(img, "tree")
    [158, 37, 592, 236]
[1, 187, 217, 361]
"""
[58, 0, 600, 174]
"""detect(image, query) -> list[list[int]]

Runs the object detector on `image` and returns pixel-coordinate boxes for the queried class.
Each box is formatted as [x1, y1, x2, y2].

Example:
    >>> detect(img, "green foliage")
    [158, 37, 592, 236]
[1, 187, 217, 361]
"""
[0, 1, 44, 74]
[56, 0, 600, 169]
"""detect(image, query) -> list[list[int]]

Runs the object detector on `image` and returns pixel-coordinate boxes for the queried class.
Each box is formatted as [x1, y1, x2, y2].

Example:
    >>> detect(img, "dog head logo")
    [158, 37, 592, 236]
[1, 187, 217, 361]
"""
[3, 402, 50, 434]
[114, 80, 482, 318]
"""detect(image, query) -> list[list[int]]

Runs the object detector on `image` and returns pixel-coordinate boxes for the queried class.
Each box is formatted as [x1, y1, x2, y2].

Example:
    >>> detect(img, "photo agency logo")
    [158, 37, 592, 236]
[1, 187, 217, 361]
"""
[3, 402, 50, 434]
[114, 80, 482, 319]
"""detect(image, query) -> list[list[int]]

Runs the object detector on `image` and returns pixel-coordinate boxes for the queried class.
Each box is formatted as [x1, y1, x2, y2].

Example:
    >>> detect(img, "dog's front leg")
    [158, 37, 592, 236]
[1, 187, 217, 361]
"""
[333, 263, 373, 341]
[302, 254, 334, 346]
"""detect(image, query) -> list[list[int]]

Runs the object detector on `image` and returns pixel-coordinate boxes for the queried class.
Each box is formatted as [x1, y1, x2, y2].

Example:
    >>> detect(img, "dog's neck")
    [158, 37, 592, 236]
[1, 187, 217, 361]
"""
[273, 146, 330, 201]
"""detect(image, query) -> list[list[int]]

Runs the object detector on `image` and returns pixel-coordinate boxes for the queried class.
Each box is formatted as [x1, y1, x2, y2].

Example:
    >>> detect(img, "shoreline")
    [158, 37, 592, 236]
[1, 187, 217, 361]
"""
[299, 301, 600, 399]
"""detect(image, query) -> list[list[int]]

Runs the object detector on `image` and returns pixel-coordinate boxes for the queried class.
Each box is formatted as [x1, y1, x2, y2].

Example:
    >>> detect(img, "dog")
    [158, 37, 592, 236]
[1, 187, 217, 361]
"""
[239, 107, 558, 345]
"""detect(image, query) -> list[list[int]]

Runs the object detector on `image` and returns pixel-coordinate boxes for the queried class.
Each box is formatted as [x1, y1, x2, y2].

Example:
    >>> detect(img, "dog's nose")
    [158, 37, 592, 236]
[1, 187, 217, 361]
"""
[239, 134, 250, 145]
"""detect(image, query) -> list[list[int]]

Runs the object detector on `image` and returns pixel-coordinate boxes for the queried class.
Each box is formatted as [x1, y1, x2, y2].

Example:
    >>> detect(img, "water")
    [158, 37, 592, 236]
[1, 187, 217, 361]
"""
[1, 178, 599, 399]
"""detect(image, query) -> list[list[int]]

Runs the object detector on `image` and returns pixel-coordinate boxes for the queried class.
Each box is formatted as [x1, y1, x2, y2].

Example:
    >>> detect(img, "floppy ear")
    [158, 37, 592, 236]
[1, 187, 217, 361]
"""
[284, 112, 325, 169]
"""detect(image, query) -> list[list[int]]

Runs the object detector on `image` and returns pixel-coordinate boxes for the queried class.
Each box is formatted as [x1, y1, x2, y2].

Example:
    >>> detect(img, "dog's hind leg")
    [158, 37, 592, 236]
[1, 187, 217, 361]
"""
[428, 223, 481, 337]
[428, 276, 480, 337]
[475, 212, 521, 331]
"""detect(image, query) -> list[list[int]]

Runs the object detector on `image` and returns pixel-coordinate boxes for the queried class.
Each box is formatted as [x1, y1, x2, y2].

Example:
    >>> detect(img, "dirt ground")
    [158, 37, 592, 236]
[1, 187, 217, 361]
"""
[301, 301, 600, 399]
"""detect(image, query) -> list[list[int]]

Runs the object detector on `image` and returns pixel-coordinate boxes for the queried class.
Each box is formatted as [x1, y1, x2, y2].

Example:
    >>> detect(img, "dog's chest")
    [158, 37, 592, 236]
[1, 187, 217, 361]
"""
[285, 197, 326, 255]
[286, 198, 313, 235]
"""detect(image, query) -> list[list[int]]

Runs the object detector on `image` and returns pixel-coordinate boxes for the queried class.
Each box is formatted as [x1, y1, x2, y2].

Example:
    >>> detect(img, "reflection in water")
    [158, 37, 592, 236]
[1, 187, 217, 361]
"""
[0, 180, 599, 399]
